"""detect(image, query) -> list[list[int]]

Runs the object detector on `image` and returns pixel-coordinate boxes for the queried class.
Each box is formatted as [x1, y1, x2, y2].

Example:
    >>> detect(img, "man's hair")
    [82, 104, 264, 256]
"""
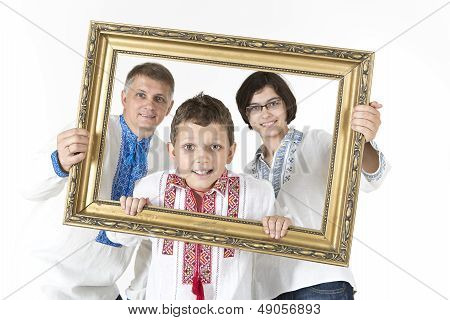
[170, 93, 235, 146]
[235, 71, 297, 129]
[124, 62, 175, 96]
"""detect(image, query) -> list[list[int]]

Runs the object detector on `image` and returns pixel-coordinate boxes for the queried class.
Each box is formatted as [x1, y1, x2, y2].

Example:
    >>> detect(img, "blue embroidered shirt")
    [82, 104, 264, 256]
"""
[96, 115, 152, 247]
[49, 117, 153, 247]
[252, 128, 303, 197]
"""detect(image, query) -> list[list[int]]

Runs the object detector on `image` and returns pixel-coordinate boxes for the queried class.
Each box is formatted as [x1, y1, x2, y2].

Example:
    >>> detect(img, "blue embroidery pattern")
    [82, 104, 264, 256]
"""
[95, 229, 123, 248]
[96, 115, 152, 247]
[272, 129, 303, 196]
[282, 130, 303, 185]
[111, 115, 151, 200]
[251, 128, 303, 197]
[51, 150, 69, 178]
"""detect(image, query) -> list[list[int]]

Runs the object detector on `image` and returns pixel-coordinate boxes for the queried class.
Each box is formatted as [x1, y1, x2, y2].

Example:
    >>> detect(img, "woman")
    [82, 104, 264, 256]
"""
[236, 71, 389, 300]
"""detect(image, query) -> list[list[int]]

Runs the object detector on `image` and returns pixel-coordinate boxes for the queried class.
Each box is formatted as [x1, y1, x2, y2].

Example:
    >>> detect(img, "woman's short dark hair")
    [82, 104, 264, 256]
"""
[235, 71, 297, 129]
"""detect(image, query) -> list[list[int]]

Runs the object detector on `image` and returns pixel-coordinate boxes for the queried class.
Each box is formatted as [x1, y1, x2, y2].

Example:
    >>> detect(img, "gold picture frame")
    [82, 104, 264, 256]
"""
[64, 21, 374, 267]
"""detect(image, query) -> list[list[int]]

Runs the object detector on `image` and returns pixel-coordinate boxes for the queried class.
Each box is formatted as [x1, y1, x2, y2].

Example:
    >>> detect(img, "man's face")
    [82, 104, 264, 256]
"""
[168, 121, 236, 192]
[122, 75, 174, 138]
[247, 85, 288, 139]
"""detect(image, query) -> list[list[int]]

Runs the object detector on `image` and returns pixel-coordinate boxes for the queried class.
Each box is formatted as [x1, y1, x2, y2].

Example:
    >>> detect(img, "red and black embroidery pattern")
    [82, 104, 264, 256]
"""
[161, 171, 241, 283]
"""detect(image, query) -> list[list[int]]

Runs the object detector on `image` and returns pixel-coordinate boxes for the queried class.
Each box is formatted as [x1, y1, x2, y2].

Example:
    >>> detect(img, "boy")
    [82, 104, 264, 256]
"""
[106, 93, 291, 299]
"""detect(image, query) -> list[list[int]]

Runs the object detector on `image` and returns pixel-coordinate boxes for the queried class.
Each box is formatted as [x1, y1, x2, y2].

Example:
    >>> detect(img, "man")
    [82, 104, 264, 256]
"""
[20, 62, 174, 299]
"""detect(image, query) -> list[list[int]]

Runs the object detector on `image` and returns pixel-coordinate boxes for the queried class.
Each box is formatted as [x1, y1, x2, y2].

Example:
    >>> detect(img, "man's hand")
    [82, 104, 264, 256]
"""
[120, 196, 151, 216]
[351, 101, 382, 142]
[262, 216, 292, 240]
[56, 128, 90, 172]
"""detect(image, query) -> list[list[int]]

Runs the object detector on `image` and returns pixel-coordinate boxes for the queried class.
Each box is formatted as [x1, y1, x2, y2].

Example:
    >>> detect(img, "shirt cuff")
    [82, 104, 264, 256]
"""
[361, 140, 387, 182]
[95, 230, 123, 247]
[51, 150, 69, 177]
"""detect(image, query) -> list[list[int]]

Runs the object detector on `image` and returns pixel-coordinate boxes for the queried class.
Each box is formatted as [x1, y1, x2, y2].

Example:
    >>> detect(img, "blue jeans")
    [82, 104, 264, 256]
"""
[274, 281, 354, 300]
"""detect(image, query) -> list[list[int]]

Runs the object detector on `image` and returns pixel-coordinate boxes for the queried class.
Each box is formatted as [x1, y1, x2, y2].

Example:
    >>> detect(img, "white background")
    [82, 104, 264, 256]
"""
[0, 0, 448, 311]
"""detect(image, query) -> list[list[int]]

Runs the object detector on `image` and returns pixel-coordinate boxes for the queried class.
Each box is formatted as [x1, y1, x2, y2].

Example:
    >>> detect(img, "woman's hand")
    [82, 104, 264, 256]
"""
[351, 101, 383, 142]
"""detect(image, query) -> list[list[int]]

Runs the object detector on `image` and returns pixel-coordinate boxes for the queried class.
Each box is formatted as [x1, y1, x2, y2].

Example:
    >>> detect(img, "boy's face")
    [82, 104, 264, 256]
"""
[168, 121, 236, 192]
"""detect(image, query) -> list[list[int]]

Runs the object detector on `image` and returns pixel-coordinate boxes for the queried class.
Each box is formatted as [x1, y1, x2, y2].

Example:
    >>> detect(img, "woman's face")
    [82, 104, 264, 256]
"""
[247, 85, 289, 140]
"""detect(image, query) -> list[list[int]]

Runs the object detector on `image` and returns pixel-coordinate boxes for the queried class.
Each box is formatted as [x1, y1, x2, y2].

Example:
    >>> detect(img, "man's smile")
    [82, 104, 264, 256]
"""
[139, 113, 156, 119]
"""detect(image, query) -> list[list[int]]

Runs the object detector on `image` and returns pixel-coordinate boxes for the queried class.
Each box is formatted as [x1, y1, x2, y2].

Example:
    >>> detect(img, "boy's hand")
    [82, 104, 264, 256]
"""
[119, 196, 151, 216]
[262, 216, 292, 240]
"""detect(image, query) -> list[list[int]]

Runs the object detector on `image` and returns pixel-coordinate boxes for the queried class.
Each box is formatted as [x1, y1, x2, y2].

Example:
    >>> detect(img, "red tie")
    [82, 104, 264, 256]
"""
[192, 264, 205, 300]
[191, 191, 205, 300]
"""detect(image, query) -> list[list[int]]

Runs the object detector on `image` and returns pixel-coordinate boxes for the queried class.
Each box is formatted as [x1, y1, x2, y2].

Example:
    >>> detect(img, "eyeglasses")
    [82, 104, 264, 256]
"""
[245, 98, 282, 116]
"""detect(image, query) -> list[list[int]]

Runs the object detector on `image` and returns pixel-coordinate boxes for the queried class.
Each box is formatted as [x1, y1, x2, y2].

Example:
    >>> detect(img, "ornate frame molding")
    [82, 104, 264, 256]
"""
[64, 21, 374, 266]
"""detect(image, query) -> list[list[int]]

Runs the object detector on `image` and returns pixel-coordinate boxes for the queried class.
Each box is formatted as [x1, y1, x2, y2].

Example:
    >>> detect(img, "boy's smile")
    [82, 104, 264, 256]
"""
[169, 121, 236, 193]
[192, 169, 214, 176]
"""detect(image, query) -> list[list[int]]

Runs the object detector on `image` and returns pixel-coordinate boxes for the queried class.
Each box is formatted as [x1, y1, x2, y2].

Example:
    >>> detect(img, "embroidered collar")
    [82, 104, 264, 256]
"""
[109, 115, 153, 200]
[166, 170, 229, 197]
[255, 128, 303, 161]
[97, 115, 154, 248]
[119, 115, 152, 163]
